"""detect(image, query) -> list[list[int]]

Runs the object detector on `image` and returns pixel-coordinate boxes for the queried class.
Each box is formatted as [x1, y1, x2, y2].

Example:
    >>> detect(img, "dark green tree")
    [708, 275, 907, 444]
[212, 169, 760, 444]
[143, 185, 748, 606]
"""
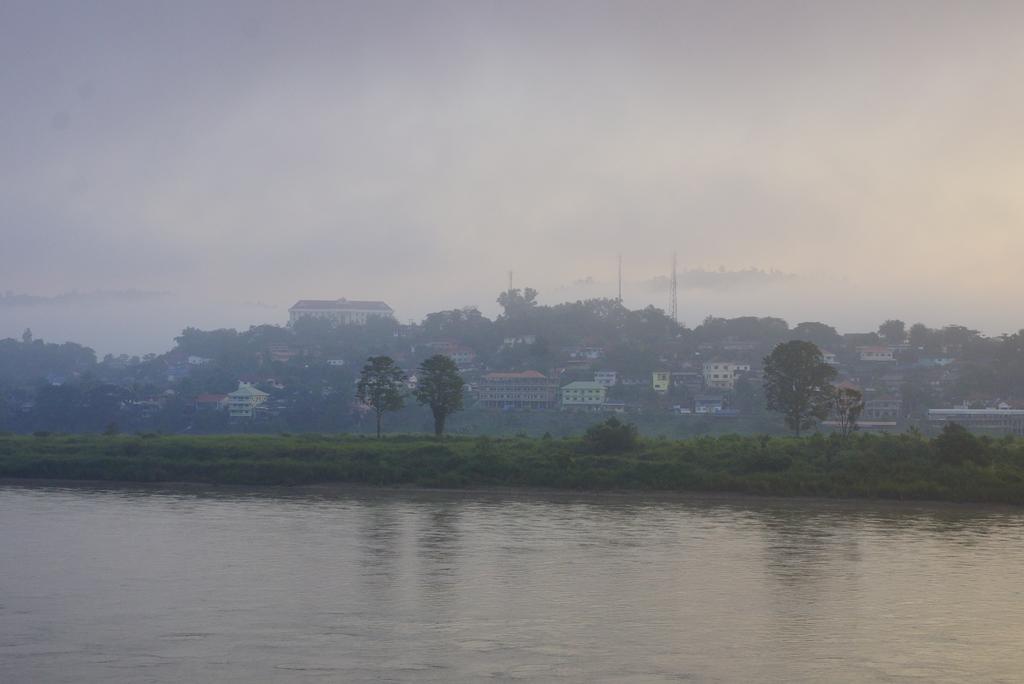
[933, 422, 990, 466]
[355, 356, 406, 438]
[878, 319, 907, 344]
[413, 355, 465, 436]
[582, 416, 639, 453]
[497, 287, 539, 319]
[763, 341, 837, 436]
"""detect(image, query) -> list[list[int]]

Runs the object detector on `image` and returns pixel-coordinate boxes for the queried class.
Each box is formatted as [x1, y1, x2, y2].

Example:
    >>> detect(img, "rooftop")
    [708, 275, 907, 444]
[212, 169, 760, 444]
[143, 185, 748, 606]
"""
[483, 371, 547, 380]
[290, 299, 393, 312]
[562, 381, 605, 390]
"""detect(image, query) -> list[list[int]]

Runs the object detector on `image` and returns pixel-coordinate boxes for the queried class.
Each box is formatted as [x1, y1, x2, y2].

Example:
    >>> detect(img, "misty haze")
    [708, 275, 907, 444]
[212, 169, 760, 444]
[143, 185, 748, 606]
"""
[3, 2, 1024, 683]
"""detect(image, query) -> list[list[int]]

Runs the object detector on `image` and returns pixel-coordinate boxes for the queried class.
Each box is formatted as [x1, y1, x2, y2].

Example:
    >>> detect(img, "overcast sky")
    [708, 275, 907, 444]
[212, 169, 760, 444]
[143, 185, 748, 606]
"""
[2, 1, 1024, 353]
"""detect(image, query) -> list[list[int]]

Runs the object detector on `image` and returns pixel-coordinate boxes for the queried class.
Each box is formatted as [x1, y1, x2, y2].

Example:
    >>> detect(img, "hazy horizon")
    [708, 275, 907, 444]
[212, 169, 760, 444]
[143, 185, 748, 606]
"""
[4, 1, 1024, 353]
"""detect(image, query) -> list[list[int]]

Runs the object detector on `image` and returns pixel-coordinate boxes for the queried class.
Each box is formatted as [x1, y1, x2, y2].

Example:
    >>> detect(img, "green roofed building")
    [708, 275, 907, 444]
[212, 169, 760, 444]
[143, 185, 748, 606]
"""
[561, 381, 607, 410]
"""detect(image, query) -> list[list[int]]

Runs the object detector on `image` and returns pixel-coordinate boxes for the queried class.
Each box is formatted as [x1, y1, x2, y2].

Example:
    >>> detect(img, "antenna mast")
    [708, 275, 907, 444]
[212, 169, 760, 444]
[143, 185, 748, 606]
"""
[670, 252, 678, 323]
[617, 253, 622, 303]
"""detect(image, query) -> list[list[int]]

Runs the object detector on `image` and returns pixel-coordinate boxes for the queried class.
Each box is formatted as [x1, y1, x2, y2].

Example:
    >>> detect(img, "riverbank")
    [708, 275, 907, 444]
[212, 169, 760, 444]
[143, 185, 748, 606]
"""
[1, 432, 1022, 504]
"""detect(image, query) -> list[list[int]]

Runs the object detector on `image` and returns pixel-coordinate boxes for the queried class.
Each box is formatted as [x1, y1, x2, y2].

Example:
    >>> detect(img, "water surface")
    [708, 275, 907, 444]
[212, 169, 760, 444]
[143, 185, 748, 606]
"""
[2, 483, 1023, 683]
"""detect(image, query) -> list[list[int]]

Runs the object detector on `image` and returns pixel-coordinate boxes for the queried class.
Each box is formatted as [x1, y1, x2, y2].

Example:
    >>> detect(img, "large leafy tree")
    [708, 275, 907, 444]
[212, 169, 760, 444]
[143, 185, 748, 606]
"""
[355, 356, 406, 438]
[877, 319, 907, 344]
[496, 287, 539, 319]
[413, 355, 465, 436]
[763, 341, 837, 436]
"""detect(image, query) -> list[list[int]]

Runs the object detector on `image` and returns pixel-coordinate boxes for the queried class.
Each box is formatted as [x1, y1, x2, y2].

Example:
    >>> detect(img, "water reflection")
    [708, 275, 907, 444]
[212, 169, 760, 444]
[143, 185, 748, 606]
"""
[2, 483, 1024, 683]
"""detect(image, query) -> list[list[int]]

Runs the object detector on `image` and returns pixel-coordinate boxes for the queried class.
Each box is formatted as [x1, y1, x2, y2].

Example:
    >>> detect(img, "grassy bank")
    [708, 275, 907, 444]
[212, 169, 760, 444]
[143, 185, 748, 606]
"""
[1, 431, 1023, 504]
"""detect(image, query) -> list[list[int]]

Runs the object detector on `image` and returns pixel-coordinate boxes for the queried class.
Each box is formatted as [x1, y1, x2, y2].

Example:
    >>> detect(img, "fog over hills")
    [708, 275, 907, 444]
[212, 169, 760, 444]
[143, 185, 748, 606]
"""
[3, 1, 1024, 351]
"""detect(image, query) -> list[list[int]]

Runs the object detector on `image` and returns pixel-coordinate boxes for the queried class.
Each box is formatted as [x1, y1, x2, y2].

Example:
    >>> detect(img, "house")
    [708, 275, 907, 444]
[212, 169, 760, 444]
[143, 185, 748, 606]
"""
[194, 394, 228, 410]
[165, 363, 190, 383]
[564, 346, 604, 360]
[702, 361, 751, 390]
[267, 345, 298, 363]
[447, 347, 477, 367]
[857, 346, 895, 362]
[912, 356, 956, 369]
[423, 339, 459, 351]
[721, 337, 758, 352]
[594, 370, 618, 387]
[502, 335, 537, 348]
[670, 371, 704, 393]
[288, 298, 393, 325]
[188, 355, 213, 366]
[652, 371, 671, 393]
[476, 371, 558, 410]
[226, 382, 270, 418]
[821, 350, 838, 365]
[560, 381, 607, 410]
[327, 359, 346, 367]
[694, 395, 725, 414]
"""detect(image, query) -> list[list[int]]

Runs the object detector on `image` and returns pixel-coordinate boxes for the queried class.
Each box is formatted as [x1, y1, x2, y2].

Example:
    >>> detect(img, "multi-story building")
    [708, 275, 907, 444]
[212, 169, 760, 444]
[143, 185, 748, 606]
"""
[702, 361, 751, 390]
[927, 406, 1024, 436]
[594, 370, 618, 387]
[288, 299, 393, 325]
[447, 347, 477, 368]
[226, 382, 269, 418]
[863, 397, 902, 421]
[476, 371, 558, 410]
[560, 381, 607, 410]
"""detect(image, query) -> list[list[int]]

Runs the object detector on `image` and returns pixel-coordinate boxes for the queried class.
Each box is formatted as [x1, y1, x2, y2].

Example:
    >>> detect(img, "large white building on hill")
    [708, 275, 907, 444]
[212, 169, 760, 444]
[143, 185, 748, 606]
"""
[288, 298, 394, 325]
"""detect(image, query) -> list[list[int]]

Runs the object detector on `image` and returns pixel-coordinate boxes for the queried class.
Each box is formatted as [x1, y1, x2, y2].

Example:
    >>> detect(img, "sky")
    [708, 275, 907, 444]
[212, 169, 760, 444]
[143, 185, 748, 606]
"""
[2, 1, 1024, 354]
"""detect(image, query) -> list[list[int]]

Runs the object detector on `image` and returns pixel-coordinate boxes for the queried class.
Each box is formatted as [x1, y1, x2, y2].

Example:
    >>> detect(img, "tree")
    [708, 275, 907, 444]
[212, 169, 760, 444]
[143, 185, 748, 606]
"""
[582, 416, 639, 453]
[355, 356, 406, 438]
[763, 341, 837, 436]
[413, 355, 465, 436]
[496, 287, 538, 319]
[933, 422, 990, 466]
[832, 386, 864, 438]
[878, 319, 906, 344]
[792, 321, 841, 350]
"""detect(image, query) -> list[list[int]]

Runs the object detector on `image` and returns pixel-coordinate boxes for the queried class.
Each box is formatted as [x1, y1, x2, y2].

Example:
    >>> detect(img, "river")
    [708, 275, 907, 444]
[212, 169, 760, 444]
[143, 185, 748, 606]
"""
[1, 483, 1022, 683]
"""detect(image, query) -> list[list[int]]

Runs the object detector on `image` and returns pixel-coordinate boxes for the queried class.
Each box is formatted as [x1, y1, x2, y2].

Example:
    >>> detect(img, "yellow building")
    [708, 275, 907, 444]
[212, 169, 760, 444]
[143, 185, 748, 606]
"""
[652, 371, 671, 393]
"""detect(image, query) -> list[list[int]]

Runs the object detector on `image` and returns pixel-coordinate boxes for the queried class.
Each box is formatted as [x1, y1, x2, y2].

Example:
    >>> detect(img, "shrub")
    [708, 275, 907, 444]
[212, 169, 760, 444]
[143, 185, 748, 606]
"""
[933, 422, 990, 466]
[582, 417, 639, 454]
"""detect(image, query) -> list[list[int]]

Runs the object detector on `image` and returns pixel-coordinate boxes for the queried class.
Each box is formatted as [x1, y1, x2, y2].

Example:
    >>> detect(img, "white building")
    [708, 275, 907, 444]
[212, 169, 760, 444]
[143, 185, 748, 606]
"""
[226, 382, 269, 418]
[928, 406, 1024, 436]
[857, 346, 895, 362]
[594, 370, 618, 387]
[289, 299, 393, 326]
[702, 361, 751, 390]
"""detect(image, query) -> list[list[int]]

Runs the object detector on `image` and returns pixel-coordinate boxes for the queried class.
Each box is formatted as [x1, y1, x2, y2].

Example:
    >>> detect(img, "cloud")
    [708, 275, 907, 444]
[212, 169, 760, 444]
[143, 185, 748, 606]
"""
[3, 0, 1024, 346]
[643, 268, 798, 294]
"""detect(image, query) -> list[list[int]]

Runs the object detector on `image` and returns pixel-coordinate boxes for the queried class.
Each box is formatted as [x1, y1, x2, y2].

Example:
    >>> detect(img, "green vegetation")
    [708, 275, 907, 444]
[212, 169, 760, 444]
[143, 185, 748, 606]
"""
[763, 340, 837, 435]
[413, 355, 465, 436]
[3, 424, 1024, 505]
[355, 356, 406, 438]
